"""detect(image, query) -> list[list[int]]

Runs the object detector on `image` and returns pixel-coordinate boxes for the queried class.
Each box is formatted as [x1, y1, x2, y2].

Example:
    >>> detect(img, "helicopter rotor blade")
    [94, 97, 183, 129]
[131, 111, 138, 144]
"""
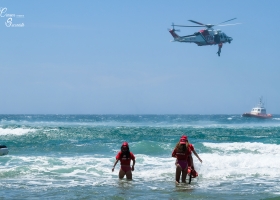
[172, 18, 239, 29]
[173, 24, 204, 27]
[217, 23, 241, 27]
[216, 18, 237, 26]
[188, 20, 206, 26]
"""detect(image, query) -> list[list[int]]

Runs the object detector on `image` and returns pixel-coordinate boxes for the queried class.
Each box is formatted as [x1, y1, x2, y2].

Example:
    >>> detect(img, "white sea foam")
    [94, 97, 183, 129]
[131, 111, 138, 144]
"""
[197, 142, 280, 190]
[0, 127, 36, 136]
[1, 142, 280, 190]
[273, 118, 280, 121]
[203, 142, 280, 155]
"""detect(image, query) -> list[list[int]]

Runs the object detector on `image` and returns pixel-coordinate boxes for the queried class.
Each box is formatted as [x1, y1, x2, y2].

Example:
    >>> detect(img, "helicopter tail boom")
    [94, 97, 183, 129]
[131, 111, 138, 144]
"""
[169, 29, 179, 39]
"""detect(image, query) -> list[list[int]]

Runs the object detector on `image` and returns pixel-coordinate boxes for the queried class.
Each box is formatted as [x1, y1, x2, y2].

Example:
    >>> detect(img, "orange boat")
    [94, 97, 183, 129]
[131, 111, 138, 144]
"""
[242, 97, 272, 119]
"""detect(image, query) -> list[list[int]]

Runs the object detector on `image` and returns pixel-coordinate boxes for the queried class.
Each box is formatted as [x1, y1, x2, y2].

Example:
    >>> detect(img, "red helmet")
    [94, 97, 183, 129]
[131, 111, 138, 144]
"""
[121, 142, 129, 151]
[180, 135, 188, 144]
[122, 142, 129, 147]
[181, 135, 188, 140]
[180, 138, 186, 144]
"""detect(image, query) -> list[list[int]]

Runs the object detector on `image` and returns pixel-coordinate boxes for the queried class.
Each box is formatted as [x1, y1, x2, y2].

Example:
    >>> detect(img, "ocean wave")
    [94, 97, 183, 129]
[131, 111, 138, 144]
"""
[203, 142, 280, 154]
[0, 127, 37, 136]
[1, 150, 280, 185]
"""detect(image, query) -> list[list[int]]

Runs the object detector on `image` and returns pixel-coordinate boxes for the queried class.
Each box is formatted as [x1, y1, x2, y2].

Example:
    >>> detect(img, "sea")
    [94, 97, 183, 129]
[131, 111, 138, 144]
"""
[1, 114, 280, 200]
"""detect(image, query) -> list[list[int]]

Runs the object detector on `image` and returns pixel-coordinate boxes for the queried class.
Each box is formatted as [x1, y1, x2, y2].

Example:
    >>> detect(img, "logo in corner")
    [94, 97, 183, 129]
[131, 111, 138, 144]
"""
[0, 7, 24, 27]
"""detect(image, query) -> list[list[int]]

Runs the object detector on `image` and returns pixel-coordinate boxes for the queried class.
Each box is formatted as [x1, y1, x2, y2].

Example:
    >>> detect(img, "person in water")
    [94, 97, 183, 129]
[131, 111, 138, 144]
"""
[112, 142, 135, 180]
[181, 135, 202, 171]
[172, 136, 189, 183]
[172, 135, 202, 183]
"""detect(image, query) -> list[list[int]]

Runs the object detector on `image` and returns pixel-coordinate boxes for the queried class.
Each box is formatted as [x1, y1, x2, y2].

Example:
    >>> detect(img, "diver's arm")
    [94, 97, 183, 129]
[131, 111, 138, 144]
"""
[131, 159, 135, 171]
[193, 150, 202, 163]
[112, 159, 119, 172]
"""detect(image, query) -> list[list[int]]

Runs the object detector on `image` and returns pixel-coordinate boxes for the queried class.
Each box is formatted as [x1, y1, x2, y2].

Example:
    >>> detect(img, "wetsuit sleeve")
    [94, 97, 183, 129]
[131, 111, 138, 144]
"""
[172, 148, 177, 157]
[116, 152, 121, 160]
[189, 144, 194, 152]
[130, 152, 135, 160]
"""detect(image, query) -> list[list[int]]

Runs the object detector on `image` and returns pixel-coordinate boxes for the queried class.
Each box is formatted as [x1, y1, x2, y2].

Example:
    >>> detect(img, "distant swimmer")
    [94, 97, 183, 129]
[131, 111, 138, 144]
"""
[112, 142, 135, 180]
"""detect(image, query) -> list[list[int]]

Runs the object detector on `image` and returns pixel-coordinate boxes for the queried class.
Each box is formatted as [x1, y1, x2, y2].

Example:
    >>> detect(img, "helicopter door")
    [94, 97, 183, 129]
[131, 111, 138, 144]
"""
[214, 34, 220, 43]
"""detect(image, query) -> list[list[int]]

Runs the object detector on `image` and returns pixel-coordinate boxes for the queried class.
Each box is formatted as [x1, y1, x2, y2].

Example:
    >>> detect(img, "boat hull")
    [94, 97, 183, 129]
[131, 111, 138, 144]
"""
[242, 113, 272, 119]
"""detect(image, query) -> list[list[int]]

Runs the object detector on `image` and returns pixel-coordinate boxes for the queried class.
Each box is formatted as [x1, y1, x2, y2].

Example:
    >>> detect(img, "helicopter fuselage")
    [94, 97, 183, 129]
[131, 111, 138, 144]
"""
[169, 18, 237, 56]
[169, 28, 232, 46]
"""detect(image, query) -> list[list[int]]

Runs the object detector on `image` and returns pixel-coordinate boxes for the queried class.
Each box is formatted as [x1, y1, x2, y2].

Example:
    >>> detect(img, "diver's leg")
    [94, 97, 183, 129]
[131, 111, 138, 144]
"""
[181, 169, 187, 183]
[126, 170, 132, 180]
[119, 169, 126, 179]
[175, 164, 182, 183]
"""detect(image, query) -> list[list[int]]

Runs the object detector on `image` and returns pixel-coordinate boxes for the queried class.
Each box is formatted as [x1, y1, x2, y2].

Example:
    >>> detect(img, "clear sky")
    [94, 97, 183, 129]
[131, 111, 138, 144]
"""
[1, 1, 280, 114]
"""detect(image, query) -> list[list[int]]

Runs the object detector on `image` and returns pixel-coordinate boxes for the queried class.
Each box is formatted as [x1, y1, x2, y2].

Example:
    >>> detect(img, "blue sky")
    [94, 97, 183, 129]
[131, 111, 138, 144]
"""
[1, 1, 280, 114]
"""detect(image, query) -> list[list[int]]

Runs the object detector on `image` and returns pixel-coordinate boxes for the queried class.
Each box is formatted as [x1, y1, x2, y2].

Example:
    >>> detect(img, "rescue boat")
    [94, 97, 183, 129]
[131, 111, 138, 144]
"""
[242, 97, 272, 119]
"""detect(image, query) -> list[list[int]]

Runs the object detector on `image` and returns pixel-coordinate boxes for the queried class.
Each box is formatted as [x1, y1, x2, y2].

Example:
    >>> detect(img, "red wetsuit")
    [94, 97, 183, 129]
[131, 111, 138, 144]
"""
[186, 144, 195, 167]
[172, 144, 195, 170]
[186, 144, 198, 178]
[116, 151, 135, 172]
[188, 144, 194, 154]
[172, 149, 189, 160]
[172, 147, 189, 170]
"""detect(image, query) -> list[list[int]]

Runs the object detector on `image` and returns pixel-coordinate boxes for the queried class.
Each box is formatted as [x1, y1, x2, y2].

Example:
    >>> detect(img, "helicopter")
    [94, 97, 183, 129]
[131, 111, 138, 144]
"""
[169, 18, 239, 56]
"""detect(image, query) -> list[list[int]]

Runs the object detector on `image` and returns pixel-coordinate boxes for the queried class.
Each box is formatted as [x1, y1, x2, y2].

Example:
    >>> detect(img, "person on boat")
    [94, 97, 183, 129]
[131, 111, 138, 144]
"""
[112, 142, 135, 180]
[172, 136, 189, 183]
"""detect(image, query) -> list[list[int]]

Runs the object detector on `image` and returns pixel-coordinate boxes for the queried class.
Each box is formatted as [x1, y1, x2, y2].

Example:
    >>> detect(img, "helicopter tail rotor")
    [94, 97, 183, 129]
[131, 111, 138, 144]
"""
[171, 23, 180, 32]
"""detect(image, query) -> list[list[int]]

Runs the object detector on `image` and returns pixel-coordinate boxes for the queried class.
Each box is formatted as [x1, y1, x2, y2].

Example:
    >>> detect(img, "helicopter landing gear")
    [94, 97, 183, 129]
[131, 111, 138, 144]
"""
[217, 43, 223, 56]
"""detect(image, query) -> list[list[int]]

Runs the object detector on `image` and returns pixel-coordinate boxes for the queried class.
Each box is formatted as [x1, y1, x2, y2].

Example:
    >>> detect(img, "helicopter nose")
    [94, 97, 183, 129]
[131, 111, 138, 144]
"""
[227, 37, 233, 43]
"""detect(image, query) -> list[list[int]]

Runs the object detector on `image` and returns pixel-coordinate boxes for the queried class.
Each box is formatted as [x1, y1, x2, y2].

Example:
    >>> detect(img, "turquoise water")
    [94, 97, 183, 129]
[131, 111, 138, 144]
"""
[1, 115, 280, 199]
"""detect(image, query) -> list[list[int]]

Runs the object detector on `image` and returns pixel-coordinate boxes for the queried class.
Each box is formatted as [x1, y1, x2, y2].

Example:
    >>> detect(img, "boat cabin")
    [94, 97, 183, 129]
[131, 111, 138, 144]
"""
[251, 107, 266, 115]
